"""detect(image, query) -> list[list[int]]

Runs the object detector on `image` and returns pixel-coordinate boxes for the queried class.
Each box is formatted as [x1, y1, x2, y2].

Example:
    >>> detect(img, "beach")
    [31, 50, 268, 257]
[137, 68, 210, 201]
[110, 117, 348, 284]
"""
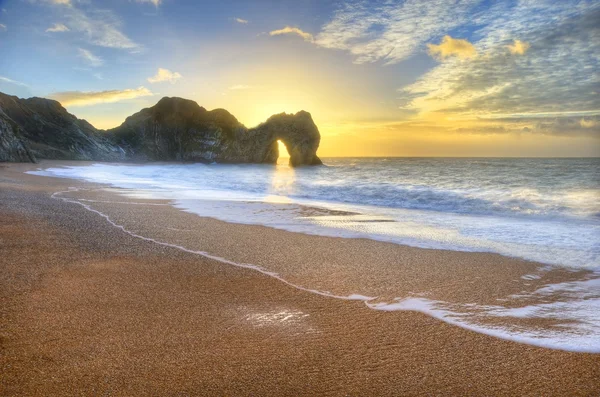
[1, 161, 599, 396]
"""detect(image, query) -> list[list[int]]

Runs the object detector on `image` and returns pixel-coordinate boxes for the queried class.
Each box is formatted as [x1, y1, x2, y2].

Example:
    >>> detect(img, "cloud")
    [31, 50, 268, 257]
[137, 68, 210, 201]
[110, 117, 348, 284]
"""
[314, 0, 481, 64]
[580, 118, 598, 128]
[234, 17, 248, 24]
[453, 125, 508, 135]
[398, 2, 600, 138]
[134, 0, 162, 6]
[32, 1, 139, 49]
[427, 35, 477, 60]
[269, 26, 314, 42]
[147, 68, 182, 84]
[68, 7, 139, 49]
[46, 23, 70, 32]
[78, 48, 103, 67]
[31, 0, 71, 5]
[533, 116, 600, 137]
[0, 76, 29, 87]
[0, 24, 6, 32]
[50, 86, 153, 107]
[507, 39, 530, 55]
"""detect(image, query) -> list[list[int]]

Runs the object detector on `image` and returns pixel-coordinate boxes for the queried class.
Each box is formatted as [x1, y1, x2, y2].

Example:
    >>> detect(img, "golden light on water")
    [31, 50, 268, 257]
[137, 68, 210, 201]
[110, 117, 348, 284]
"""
[266, 155, 296, 203]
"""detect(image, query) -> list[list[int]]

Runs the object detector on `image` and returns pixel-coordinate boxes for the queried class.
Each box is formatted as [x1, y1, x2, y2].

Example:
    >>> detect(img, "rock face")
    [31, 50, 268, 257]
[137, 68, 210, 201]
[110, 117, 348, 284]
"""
[0, 92, 125, 161]
[109, 97, 244, 162]
[0, 93, 322, 166]
[110, 97, 322, 166]
[0, 108, 35, 162]
[220, 111, 323, 166]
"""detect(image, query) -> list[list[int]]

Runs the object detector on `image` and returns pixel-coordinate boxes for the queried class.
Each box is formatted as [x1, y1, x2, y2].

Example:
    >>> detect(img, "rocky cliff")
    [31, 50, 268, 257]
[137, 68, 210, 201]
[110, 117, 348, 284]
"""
[110, 97, 322, 166]
[0, 92, 125, 161]
[0, 93, 322, 166]
[0, 108, 35, 162]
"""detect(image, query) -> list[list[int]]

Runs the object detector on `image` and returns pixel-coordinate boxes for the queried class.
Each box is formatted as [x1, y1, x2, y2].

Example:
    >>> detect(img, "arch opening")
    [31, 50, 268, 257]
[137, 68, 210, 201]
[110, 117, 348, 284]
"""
[276, 139, 291, 165]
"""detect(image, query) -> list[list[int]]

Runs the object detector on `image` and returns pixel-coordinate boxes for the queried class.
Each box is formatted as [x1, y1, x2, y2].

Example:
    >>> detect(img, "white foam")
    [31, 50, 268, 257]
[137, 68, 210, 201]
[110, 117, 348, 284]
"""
[47, 186, 600, 353]
[367, 297, 600, 353]
[29, 163, 600, 270]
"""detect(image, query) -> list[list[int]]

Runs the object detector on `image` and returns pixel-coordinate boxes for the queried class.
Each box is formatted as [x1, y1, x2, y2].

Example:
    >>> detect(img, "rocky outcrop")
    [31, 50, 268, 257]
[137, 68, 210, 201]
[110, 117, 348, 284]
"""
[109, 97, 322, 166]
[0, 108, 35, 162]
[217, 111, 322, 166]
[0, 92, 125, 161]
[0, 93, 322, 166]
[109, 97, 244, 162]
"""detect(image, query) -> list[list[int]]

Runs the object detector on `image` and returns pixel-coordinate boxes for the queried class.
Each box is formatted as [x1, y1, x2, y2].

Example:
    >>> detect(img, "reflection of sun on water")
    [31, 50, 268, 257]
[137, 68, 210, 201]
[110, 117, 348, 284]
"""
[277, 140, 289, 164]
[266, 142, 296, 203]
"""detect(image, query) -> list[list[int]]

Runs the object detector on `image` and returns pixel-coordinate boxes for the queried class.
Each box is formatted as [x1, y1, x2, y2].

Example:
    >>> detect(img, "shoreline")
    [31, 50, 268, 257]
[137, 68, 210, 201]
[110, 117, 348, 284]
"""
[1, 160, 599, 395]
[50, 186, 600, 353]
[30, 158, 600, 271]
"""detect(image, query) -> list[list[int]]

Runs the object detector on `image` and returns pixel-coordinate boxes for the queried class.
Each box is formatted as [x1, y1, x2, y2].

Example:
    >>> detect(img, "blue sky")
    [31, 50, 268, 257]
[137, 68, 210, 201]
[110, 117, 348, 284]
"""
[0, 0, 598, 156]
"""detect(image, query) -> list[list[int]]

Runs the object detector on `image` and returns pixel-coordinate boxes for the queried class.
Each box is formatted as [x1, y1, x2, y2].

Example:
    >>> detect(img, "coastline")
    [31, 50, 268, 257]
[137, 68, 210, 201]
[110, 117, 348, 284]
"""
[1, 160, 599, 395]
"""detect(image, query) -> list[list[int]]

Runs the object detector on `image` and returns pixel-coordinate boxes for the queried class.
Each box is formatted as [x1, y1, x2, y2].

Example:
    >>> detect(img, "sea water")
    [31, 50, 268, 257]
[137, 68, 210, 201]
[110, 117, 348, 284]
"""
[30, 158, 600, 351]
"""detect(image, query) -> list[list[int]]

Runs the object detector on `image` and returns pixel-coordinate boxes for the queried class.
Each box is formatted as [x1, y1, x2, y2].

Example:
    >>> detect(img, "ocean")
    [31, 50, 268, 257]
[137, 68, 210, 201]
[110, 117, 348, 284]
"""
[31, 157, 600, 352]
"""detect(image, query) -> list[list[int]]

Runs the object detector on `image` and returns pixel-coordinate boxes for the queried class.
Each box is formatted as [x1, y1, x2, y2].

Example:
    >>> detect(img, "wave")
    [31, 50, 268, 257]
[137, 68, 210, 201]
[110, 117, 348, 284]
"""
[29, 159, 600, 269]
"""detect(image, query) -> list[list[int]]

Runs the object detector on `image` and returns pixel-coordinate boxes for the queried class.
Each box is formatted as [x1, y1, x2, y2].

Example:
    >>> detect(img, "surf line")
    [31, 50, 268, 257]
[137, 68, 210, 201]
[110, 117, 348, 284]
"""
[51, 187, 376, 303]
[50, 187, 600, 354]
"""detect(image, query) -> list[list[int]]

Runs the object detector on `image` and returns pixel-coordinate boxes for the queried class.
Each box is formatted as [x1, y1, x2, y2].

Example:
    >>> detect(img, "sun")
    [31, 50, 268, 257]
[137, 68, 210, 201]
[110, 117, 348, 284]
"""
[277, 140, 289, 158]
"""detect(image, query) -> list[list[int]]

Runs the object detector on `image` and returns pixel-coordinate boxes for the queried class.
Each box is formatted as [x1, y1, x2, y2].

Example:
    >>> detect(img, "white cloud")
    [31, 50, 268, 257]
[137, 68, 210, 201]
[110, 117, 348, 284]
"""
[50, 86, 153, 107]
[0, 24, 6, 32]
[147, 68, 182, 84]
[234, 17, 248, 24]
[68, 7, 138, 49]
[270, 26, 314, 42]
[134, 0, 162, 6]
[398, 1, 600, 136]
[30, 1, 139, 49]
[34, 0, 141, 49]
[46, 23, 70, 32]
[78, 48, 104, 67]
[31, 0, 71, 5]
[314, 0, 481, 64]
[0, 76, 29, 87]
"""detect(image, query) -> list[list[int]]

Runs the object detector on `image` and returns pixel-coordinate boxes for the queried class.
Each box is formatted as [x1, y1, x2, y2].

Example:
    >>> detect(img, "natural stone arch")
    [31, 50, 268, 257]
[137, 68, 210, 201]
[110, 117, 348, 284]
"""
[254, 111, 323, 166]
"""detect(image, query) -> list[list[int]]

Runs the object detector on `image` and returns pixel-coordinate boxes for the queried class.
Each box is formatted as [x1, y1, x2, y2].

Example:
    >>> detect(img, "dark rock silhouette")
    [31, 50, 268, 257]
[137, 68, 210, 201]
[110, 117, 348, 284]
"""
[0, 108, 35, 162]
[109, 97, 244, 162]
[224, 111, 322, 166]
[0, 92, 125, 161]
[0, 93, 322, 166]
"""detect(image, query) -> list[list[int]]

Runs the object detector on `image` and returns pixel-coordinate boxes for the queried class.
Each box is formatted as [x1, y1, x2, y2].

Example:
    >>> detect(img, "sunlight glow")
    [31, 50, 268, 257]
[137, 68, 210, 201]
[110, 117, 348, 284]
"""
[277, 140, 289, 158]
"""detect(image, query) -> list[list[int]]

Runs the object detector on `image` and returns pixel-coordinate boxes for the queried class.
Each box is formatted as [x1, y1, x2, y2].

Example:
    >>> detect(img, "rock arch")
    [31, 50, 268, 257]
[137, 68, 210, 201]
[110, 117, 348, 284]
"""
[254, 111, 323, 166]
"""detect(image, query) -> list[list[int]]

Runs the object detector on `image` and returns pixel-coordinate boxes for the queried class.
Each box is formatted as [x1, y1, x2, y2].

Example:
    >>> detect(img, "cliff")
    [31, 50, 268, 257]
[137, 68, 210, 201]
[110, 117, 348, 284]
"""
[0, 92, 125, 161]
[110, 97, 322, 166]
[0, 108, 35, 162]
[0, 93, 322, 166]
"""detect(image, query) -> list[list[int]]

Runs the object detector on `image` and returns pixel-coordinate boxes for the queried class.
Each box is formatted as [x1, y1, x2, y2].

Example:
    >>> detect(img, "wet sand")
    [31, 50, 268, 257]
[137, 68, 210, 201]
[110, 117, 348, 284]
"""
[1, 161, 599, 396]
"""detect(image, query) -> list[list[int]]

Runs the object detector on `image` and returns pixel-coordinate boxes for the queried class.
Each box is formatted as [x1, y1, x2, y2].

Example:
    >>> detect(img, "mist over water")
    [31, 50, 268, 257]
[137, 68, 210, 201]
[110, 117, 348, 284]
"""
[31, 158, 600, 352]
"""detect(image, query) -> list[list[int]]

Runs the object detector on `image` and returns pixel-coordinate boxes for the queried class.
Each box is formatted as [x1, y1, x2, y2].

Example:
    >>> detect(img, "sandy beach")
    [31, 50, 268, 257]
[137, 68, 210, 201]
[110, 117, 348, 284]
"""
[1, 161, 599, 396]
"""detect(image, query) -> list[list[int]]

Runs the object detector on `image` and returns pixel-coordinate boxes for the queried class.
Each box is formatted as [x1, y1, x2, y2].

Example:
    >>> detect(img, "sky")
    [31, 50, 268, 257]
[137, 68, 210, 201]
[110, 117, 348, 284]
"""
[0, 0, 598, 157]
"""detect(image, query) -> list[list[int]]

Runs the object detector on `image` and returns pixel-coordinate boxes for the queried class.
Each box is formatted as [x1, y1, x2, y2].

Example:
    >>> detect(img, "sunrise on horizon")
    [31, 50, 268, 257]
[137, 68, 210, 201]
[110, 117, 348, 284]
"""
[1, 0, 598, 157]
[1, 1, 599, 395]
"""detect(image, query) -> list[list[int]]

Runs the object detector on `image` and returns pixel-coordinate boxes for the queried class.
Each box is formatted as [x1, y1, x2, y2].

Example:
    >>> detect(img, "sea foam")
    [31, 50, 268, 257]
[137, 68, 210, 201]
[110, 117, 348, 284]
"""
[29, 158, 600, 352]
